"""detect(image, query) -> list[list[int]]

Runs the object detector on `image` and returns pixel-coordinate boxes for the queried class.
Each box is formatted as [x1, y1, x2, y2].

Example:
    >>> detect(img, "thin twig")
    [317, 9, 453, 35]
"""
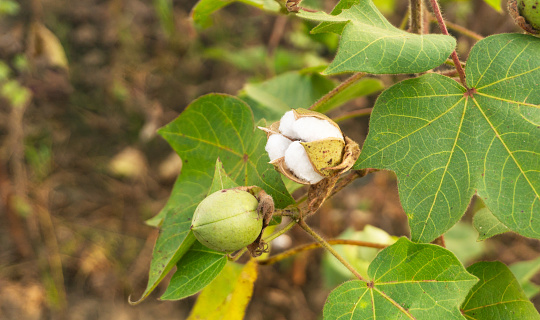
[428, 0, 468, 88]
[267, 15, 288, 57]
[428, 16, 483, 41]
[329, 169, 378, 199]
[332, 108, 373, 122]
[230, 219, 297, 261]
[310, 72, 366, 112]
[258, 239, 388, 265]
[409, 0, 424, 34]
[298, 219, 365, 281]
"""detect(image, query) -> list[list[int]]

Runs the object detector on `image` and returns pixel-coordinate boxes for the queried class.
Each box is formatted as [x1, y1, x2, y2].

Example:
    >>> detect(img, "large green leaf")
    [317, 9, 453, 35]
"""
[323, 237, 478, 319]
[190, 0, 279, 28]
[132, 94, 293, 303]
[462, 261, 540, 319]
[187, 260, 258, 320]
[296, 0, 456, 74]
[160, 241, 227, 300]
[473, 208, 509, 241]
[356, 34, 540, 242]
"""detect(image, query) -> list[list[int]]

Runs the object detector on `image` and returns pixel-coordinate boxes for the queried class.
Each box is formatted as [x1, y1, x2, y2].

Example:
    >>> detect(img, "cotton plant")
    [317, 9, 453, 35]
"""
[260, 109, 359, 185]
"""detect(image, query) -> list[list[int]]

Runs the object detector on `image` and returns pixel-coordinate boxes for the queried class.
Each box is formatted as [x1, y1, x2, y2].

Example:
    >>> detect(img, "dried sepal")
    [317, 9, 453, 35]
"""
[257, 121, 282, 138]
[307, 175, 340, 213]
[301, 138, 345, 176]
[270, 157, 308, 184]
[325, 136, 360, 173]
[236, 187, 274, 257]
[508, 0, 540, 35]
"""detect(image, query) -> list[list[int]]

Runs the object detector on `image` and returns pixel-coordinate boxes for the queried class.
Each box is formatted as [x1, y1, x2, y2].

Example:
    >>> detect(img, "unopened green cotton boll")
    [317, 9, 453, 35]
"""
[191, 189, 262, 253]
[519, 0, 540, 30]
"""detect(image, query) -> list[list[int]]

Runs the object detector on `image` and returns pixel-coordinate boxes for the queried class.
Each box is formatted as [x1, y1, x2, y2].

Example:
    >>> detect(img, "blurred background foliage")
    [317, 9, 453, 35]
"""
[0, 0, 537, 319]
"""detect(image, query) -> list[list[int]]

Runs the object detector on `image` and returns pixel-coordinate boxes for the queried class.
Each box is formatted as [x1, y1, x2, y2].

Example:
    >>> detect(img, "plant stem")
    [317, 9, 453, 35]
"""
[409, 0, 424, 34]
[428, 0, 468, 88]
[329, 169, 378, 198]
[298, 219, 365, 281]
[332, 108, 373, 122]
[428, 16, 483, 41]
[310, 72, 366, 112]
[266, 220, 296, 243]
[258, 239, 388, 265]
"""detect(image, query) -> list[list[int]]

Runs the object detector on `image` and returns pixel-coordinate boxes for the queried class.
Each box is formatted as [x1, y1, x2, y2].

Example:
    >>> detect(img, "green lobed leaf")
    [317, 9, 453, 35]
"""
[473, 208, 510, 241]
[462, 261, 540, 319]
[356, 34, 540, 242]
[190, 0, 279, 29]
[187, 260, 258, 320]
[323, 237, 478, 319]
[509, 257, 540, 299]
[132, 94, 293, 303]
[160, 241, 227, 300]
[296, 0, 456, 74]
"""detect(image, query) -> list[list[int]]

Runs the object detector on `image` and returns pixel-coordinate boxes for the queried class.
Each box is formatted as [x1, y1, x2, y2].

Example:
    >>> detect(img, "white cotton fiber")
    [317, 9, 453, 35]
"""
[265, 134, 292, 161]
[293, 117, 343, 142]
[284, 141, 324, 184]
[279, 111, 300, 139]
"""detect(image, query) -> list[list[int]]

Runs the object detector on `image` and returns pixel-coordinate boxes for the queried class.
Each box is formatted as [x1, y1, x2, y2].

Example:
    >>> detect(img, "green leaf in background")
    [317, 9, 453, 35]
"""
[296, 0, 456, 74]
[153, 0, 175, 38]
[160, 159, 239, 300]
[190, 0, 279, 29]
[242, 70, 383, 122]
[160, 241, 227, 300]
[509, 257, 540, 299]
[321, 225, 396, 288]
[132, 94, 293, 303]
[473, 208, 510, 241]
[312, 77, 384, 113]
[242, 70, 335, 122]
[0, 0, 19, 16]
[187, 260, 258, 320]
[356, 34, 540, 242]
[444, 222, 486, 265]
[482, 0, 502, 12]
[462, 261, 540, 319]
[323, 237, 478, 319]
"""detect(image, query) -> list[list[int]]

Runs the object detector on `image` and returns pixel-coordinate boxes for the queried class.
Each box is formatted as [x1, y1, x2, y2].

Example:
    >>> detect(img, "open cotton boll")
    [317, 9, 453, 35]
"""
[293, 117, 343, 142]
[265, 134, 292, 161]
[284, 141, 324, 184]
[279, 110, 300, 139]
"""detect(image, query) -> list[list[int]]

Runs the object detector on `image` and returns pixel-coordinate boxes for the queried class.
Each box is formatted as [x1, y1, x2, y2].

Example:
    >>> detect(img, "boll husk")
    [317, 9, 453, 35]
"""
[191, 189, 263, 253]
[259, 108, 360, 185]
[508, 0, 540, 34]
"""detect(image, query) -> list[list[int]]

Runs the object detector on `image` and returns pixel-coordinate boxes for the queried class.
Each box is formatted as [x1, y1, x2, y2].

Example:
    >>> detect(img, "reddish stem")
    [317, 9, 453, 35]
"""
[428, 0, 468, 88]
